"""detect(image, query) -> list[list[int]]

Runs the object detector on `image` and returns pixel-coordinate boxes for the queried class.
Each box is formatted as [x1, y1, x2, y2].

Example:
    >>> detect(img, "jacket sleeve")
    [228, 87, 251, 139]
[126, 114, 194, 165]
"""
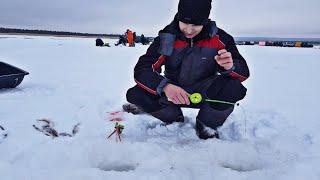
[134, 37, 169, 95]
[217, 29, 250, 82]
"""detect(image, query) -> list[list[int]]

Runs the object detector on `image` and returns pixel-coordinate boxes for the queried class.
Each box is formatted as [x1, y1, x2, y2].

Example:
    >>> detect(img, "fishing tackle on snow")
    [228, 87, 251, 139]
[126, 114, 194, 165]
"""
[107, 122, 125, 142]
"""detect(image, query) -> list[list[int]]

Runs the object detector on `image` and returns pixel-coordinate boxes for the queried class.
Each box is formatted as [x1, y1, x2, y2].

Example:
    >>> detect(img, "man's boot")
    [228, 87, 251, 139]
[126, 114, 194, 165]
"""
[196, 103, 234, 139]
[195, 119, 219, 139]
[122, 103, 144, 115]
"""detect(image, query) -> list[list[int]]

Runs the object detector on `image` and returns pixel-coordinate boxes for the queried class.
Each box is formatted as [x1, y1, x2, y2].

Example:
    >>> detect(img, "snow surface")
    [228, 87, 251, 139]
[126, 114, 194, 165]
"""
[0, 35, 320, 180]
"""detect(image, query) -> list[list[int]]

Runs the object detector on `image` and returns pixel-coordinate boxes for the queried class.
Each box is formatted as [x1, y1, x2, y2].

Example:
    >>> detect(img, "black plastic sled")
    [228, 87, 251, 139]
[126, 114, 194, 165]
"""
[0, 62, 29, 89]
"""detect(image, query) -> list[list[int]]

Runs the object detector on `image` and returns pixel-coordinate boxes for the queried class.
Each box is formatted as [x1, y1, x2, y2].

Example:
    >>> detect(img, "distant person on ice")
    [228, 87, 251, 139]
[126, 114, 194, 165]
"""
[125, 0, 249, 139]
[115, 35, 127, 46]
[140, 34, 149, 45]
[126, 29, 135, 47]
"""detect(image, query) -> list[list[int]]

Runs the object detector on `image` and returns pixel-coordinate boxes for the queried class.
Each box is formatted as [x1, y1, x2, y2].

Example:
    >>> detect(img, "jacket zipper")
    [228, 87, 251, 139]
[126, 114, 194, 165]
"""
[190, 38, 193, 47]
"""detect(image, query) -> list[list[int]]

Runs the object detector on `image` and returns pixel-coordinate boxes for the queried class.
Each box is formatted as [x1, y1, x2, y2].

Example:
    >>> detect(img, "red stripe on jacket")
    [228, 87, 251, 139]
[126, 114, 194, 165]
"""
[229, 71, 248, 82]
[174, 39, 188, 48]
[196, 35, 225, 50]
[152, 55, 166, 71]
[135, 79, 157, 95]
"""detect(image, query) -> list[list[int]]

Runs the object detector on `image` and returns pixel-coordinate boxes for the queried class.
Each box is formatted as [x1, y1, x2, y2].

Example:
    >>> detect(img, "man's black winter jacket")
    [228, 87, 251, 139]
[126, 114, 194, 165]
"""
[133, 19, 250, 95]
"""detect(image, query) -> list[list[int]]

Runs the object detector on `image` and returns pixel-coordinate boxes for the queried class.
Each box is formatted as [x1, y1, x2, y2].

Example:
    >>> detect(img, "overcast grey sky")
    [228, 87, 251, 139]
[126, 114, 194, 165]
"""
[0, 0, 319, 37]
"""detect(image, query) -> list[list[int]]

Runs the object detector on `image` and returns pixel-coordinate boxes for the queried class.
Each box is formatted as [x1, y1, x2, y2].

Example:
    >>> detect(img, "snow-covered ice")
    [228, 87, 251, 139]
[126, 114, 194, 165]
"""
[0, 35, 320, 180]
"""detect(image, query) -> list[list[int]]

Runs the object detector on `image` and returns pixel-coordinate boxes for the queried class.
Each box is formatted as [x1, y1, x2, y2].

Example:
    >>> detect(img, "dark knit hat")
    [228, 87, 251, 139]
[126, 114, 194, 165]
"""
[176, 0, 212, 25]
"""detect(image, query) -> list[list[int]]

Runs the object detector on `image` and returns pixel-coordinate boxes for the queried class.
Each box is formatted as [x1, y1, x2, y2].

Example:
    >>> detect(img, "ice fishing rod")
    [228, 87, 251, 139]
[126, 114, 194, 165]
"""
[189, 93, 239, 106]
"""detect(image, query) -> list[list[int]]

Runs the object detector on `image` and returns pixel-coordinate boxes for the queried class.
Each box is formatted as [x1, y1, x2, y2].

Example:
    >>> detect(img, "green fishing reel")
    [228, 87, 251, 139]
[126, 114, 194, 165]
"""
[189, 93, 203, 104]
